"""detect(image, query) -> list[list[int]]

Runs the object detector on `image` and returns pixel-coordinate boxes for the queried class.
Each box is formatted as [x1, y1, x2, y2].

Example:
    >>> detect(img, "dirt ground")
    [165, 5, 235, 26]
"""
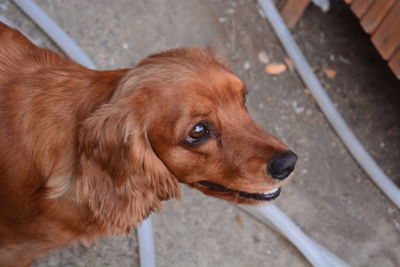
[1, 0, 399, 266]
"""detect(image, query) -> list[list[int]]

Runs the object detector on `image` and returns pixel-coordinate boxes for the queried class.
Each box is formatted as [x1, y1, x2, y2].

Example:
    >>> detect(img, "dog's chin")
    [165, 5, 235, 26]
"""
[190, 181, 281, 205]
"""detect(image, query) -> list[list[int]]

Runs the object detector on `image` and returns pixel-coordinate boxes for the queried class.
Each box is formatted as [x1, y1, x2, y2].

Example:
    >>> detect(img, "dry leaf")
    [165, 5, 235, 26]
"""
[304, 88, 315, 103]
[236, 215, 244, 226]
[324, 68, 336, 79]
[265, 63, 287, 75]
[283, 57, 295, 71]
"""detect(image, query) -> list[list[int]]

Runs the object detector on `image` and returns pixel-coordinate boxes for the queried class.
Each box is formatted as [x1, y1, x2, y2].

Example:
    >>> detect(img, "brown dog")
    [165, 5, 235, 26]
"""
[0, 22, 296, 266]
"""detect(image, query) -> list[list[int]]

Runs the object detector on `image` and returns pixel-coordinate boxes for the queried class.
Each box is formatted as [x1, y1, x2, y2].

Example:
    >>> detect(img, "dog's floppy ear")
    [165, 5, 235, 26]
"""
[76, 99, 180, 234]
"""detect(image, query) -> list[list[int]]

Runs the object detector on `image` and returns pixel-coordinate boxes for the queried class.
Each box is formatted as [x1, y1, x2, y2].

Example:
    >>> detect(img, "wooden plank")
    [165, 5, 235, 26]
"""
[388, 48, 400, 79]
[361, 0, 395, 34]
[280, 0, 311, 29]
[351, 0, 375, 18]
[372, 1, 400, 60]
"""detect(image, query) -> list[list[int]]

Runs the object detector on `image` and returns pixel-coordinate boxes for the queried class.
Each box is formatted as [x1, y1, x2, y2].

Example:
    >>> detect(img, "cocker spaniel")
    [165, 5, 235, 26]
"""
[0, 22, 297, 266]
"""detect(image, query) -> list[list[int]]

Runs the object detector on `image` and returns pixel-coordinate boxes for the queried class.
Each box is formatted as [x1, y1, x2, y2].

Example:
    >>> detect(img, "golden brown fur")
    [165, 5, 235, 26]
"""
[0, 22, 294, 266]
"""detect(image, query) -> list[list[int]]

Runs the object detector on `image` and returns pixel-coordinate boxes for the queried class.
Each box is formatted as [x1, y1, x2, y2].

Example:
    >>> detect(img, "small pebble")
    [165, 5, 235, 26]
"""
[257, 51, 270, 64]
[338, 55, 351, 64]
[219, 17, 227, 23]
[387, 207, 394, 215]
[225, 8, 235, 14]
[292, 100, 304, 114]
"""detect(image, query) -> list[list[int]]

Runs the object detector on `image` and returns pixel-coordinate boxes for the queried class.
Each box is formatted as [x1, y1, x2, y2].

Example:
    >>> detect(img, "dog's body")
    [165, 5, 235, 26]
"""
[0, 23, 132, 265]
[0, 23, 296, 266]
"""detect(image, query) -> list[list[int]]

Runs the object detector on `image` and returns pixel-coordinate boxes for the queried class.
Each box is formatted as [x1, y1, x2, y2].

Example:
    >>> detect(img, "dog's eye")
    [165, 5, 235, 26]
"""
[185, 123, 209, 144]
[190, 124, 207, 138]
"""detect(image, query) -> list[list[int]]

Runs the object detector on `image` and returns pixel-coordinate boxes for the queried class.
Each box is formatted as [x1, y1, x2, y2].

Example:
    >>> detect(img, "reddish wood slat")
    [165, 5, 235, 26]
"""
[371, 1, 400, 60]
[280, 0, 311, 29]
[389, 49, 400, 79]
[351, 0, 375, 18]
[361, 0, 395, 34]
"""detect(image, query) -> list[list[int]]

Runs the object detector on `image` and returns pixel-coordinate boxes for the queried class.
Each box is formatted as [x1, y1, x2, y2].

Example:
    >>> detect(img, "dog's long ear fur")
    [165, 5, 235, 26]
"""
[76, 97, 179, 234]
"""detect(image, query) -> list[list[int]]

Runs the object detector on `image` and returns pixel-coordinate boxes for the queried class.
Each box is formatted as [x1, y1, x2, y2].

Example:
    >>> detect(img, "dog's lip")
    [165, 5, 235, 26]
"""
[197, 181, 281, 201]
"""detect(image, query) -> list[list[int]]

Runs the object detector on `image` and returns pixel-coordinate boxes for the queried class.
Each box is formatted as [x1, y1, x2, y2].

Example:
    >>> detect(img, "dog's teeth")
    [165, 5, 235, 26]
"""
[264, 188, 278, 195]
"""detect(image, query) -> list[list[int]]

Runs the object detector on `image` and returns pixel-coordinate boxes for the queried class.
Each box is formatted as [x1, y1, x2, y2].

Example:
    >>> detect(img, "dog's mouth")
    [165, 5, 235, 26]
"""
[197, 181, 281, 201]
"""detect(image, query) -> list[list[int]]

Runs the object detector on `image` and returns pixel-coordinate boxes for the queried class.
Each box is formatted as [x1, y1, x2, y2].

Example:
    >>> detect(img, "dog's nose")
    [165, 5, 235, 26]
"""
[268, 151, 297, 180]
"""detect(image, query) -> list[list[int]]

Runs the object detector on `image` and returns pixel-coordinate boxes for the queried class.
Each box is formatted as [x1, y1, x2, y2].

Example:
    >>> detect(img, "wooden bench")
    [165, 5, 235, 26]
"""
[280, 0, 400, 79]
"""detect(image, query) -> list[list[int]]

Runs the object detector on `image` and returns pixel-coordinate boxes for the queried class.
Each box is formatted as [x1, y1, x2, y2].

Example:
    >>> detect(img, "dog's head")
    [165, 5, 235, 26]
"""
[77, 48, 296, 233]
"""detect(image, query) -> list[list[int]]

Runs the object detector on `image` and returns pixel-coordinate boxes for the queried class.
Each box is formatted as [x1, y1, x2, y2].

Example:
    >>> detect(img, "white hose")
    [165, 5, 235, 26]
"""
[257, 0, 400, 208]
[137, 217, 156, 267]
[240, 204, 349, 267]
[11, 1, 155, 266]
[12, 0, 96, 69]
